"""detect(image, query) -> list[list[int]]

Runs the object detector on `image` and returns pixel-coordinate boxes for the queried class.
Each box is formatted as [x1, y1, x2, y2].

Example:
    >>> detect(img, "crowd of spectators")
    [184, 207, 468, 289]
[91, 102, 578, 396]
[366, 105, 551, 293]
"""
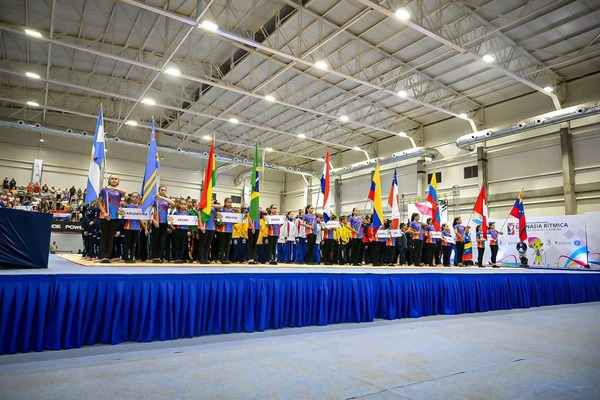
[1, 176, 85, 221]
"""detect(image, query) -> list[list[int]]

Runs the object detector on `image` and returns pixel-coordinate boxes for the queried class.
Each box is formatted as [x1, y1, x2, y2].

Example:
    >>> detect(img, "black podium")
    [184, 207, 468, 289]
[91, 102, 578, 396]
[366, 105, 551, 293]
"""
[0, 208, 52, 269]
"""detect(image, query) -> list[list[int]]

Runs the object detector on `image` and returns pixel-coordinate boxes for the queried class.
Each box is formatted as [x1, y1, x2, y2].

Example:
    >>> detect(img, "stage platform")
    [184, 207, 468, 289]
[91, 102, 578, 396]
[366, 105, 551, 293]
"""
[1, 255, 599, 355]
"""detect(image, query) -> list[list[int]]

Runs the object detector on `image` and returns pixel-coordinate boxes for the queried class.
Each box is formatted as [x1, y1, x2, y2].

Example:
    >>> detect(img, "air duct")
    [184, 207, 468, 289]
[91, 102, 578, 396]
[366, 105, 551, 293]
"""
[0, 118, 314, 178]
[456, 101, 600, 150]
[330, 146, 439, 176]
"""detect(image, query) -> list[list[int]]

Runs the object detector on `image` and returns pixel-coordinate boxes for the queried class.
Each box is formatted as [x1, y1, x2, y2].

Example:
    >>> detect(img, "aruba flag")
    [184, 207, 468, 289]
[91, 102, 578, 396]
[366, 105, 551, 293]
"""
[140, 120, 161, 213]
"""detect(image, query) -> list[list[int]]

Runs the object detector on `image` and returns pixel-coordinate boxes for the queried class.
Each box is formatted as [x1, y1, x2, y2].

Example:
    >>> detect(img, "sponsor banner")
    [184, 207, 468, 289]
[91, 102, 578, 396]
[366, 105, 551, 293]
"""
[167, 214, 198, 226]
[118, 208, 153, 220]
[51, 221, 83, 233]
[265, 215, 285, 224]
[496, 215, 588, 268]
[218, 212, 244, 223]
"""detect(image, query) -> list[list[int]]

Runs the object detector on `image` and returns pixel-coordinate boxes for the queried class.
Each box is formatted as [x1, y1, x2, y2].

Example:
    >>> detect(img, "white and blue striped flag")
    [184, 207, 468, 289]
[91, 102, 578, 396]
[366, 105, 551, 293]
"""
[84, 108, 105, 204]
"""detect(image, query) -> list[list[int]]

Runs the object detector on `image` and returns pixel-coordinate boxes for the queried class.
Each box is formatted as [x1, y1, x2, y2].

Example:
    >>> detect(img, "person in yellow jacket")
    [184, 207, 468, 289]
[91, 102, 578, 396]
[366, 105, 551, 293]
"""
[337, 215, 352, 265]
[231, 207, 249, 263]
[256, 216, 269, 263]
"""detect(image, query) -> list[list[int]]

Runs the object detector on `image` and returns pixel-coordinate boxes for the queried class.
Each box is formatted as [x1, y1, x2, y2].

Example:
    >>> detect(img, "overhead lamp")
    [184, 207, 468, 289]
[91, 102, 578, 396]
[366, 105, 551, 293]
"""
[397, 90, 408, 98]
[229, 117, 239, 124]
[352, 146, 361, 151]
[202, 135, 212, 141]
[459, 113, 468, 119]
[39, 138, 44, 142]
[315, 60, 329, 70]
[27, 101, 39, 107]
[482, 54, 495, 63]
[395, 8, 410, 20]
[164, 67, 181, 76]
[25, 72, 41, 79]
[264, 95, 275, 102]
[125, 120, 138, 126]
[265, 147, 274, 152]
[25, 29, 42, 38]
[199, 21, 218, 32]
[543, 86, 554, 93]
[399, 131, 407, 137]
[141, 98, 155, 105]
[340, 115, 349, 122]
[297, 133, 306, 139]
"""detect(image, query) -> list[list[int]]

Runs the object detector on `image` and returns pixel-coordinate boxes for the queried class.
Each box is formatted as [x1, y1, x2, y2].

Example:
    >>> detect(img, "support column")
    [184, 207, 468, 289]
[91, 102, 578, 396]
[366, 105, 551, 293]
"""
[477, 146, 488, 194]
[416, 159, 426, 201]
[334, 178, 341, 217]
[560, 127, 576, 214]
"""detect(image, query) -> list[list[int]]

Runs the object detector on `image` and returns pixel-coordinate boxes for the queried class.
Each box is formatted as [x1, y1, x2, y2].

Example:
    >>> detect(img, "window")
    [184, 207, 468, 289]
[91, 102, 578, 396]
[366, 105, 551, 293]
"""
[427, 172, 442, 184]
[464, 166, 478, 179]
[231, 195, 242, 204]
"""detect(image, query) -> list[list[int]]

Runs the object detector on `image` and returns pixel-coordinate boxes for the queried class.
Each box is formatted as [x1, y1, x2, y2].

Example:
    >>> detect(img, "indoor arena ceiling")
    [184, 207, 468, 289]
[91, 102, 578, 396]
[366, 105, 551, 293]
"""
[0, 0, 599, 170]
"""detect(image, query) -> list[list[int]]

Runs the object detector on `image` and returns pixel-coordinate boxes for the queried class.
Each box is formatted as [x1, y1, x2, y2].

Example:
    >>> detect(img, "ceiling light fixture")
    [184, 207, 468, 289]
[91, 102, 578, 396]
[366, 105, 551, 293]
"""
[264, 95, 275, 102]
[229, 117, 239, 124]
[141, 98, 155, 105]
[265, 147, 274, 152]
[39, 138, 44, 142]
[459, 113, 468, 119]
[543, 86, 554, 93]
[315, 60, 328, 70]
[482, 54, 495, 63]
[397, 90, 408, 98]
[25, 72, 40, 79]
[395, 8, 411, 20]
[340, 115, 349, 122]
[202, 135, 212, 141]
[27, 101, 39, 107]
[25, 29, 42, 38]
[297, 133, 306, 139]
[199, 21, 218, 31]
[164, 67, 181, 76]
[125, 120, 138, 126]
[352, 146, 361, 151]
[399, 131, 407, 137]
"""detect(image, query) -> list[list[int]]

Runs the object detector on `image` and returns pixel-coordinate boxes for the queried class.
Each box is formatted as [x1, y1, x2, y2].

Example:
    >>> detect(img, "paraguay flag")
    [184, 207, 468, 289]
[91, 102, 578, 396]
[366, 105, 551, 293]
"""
[84, 108, 105, 205]
[321, 150, 331, 222]
[140, 120, 160, 213]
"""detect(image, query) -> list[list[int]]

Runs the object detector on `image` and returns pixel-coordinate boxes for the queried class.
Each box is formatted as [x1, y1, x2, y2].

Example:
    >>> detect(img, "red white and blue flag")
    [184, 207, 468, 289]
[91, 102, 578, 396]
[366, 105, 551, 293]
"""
[509, 189, 527, 242]
[388, 168, 400, 228]
[321, 150, 331, 222]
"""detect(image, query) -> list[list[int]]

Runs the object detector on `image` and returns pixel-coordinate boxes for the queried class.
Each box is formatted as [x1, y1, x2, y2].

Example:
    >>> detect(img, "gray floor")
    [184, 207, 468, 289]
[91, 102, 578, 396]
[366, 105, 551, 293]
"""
[1, 302, 599, 400]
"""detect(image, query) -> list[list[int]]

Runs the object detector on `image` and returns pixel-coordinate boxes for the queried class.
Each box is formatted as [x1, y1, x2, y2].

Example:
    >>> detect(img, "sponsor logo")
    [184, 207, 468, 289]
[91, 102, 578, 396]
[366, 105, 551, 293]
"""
[574, 240, 581, 246]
